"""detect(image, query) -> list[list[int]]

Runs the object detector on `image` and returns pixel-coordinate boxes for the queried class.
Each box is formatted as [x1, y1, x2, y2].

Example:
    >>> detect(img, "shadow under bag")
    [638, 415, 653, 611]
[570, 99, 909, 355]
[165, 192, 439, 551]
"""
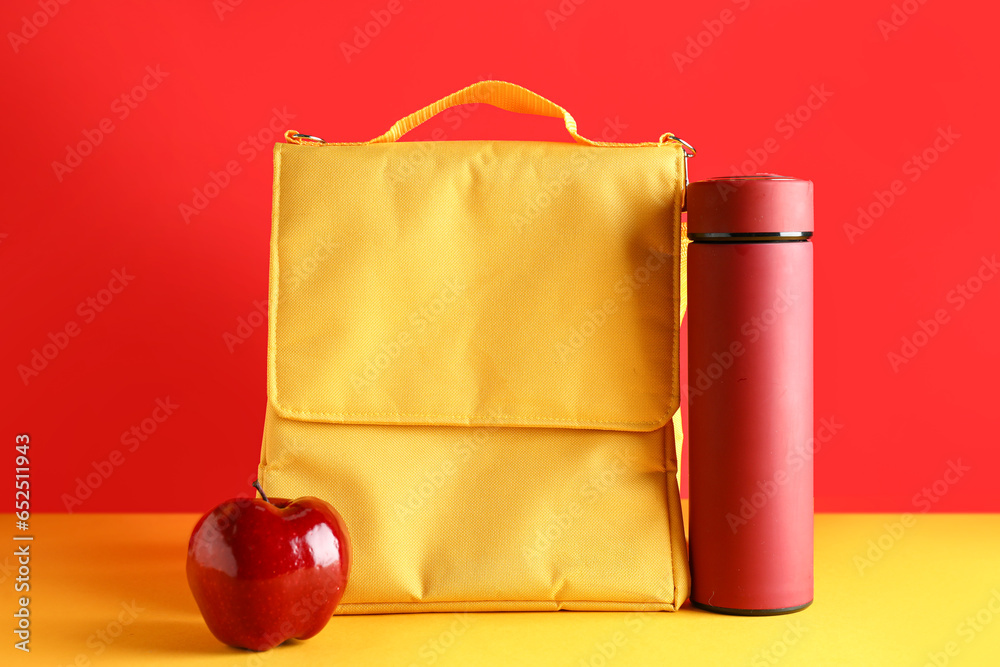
[259, 80, 691, 613]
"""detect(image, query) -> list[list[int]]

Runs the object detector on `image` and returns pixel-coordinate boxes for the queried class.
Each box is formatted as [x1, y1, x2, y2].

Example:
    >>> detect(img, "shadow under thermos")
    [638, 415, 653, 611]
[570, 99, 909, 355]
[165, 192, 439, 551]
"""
[687, 174, 814, 615]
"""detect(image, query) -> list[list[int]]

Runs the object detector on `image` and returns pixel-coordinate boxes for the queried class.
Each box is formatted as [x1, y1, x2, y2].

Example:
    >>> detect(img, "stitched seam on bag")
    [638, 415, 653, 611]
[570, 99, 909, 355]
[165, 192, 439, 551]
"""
[669, 443, 681, 608]
[270, 406, 669, 428]
[268, 146, 281, 411]
[668, 145, 683, 608]
[337, 598, 676, 607]
[663, 416, 676, 606]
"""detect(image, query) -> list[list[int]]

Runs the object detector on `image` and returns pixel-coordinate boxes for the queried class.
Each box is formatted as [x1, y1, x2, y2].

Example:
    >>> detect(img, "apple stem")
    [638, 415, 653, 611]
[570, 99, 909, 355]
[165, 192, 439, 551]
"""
[252, 479, 271, 504]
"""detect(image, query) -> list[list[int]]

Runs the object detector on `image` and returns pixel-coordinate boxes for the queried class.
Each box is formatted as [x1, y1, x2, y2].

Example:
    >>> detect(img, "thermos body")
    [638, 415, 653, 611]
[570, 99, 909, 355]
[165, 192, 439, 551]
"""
[687, 175, 814, 615]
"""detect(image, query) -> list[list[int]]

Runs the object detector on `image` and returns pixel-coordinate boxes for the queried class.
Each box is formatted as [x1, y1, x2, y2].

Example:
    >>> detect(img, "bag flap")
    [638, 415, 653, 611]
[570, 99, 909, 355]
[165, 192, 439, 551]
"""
[268, 140, 683, 432]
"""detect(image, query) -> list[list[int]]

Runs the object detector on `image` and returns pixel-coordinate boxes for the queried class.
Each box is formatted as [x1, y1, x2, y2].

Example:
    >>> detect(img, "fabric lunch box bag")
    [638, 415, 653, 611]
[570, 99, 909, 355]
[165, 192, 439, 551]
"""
[258, 80, 691, 613]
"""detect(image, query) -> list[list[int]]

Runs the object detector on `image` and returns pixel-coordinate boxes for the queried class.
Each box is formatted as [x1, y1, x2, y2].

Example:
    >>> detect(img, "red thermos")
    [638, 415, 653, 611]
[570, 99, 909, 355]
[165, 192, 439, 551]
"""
[687, 175, 814, 615]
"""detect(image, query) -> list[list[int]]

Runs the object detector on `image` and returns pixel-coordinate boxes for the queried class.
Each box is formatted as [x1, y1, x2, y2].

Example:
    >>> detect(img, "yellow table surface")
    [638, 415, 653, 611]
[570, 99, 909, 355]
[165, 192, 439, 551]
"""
[4, 509, 999, 666]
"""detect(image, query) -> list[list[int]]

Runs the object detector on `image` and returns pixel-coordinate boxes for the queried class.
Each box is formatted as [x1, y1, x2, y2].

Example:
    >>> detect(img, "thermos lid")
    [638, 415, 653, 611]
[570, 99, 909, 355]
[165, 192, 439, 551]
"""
[687, 174, 813, 239]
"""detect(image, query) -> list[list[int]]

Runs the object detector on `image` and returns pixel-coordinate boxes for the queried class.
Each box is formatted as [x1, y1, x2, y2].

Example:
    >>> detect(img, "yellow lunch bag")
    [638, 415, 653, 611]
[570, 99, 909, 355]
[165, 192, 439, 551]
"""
[258, 80, 691, 613]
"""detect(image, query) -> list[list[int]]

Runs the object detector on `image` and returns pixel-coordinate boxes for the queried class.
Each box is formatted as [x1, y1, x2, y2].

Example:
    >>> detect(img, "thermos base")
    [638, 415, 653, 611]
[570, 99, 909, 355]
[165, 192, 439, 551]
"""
[691, 600, 813, 616]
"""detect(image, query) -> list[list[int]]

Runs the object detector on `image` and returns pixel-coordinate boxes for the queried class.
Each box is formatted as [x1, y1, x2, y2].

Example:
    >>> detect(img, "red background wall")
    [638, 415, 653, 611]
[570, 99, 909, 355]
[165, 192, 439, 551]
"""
[3, 0, 997, 513]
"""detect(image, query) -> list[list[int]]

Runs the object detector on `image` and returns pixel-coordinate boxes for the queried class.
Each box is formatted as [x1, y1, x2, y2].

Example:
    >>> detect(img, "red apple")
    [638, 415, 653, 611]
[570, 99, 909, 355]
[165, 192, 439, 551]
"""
[186, 482, 350, 651]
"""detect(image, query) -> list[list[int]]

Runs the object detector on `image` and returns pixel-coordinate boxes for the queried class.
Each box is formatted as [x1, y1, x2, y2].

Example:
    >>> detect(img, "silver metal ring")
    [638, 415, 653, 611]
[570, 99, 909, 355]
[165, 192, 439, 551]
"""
[669, 135, 696, 158]
[291, 133, 325, 143]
